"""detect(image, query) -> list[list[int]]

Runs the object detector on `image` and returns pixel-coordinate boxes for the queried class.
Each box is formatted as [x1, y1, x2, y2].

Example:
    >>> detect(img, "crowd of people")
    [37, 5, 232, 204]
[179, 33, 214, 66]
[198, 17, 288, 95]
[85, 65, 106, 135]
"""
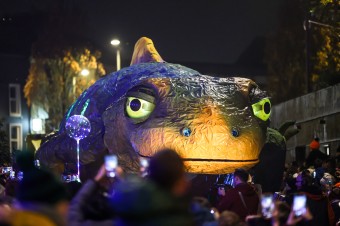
[1, 138, 340, 226]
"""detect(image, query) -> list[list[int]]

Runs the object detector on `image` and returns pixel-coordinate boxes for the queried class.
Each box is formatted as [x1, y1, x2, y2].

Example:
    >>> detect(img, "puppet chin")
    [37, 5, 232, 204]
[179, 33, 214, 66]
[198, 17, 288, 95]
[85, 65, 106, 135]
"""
[183, 160, 259, 174]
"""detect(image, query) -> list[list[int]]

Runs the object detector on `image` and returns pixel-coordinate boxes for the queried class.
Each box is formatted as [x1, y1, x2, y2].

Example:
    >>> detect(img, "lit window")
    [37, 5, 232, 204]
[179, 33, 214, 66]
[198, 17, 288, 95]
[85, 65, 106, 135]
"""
[9, 124, 22, 151]
[9, 84, 21, 117]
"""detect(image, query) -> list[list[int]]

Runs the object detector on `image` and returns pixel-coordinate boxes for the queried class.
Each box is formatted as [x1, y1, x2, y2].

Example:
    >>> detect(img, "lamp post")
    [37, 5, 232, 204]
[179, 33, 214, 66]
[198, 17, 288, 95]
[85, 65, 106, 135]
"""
[303, 18, 338, 94]
[110, 39, 121, 71]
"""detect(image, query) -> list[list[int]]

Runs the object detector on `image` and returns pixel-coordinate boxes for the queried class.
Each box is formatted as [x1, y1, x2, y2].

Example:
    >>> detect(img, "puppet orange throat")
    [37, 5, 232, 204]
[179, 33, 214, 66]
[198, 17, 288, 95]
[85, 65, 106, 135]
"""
[138, 154, 258, 163]
[182, 158, 258, 162]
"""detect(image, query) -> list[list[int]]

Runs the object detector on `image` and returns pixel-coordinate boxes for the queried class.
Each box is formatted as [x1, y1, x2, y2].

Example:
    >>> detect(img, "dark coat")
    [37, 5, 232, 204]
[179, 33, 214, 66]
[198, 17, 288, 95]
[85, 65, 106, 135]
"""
[305, 149, 328, 167]
[67, 180, 114, 226]
[217, 183, 259, 221]
[304, 190, 335, 226]
[110, 176, 194, 226]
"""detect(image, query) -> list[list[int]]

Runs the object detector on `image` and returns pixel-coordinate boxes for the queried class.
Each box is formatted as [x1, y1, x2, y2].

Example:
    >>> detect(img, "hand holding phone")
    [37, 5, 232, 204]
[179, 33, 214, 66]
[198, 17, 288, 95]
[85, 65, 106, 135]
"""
[105, 155, 118, 177]
[261, 193, 274, 218]
[139, 157, 149, 176]
[2, 167, 12, 174]
[10, 170, 15, 179]
[139, 157, 149, 168]
[293, 194, 307, 217]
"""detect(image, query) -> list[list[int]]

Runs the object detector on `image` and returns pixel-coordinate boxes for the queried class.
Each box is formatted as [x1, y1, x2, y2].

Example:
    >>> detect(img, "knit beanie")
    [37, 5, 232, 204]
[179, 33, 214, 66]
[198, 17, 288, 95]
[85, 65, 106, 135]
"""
[309, 139, 320, 150]
[16, 151, 68, 205]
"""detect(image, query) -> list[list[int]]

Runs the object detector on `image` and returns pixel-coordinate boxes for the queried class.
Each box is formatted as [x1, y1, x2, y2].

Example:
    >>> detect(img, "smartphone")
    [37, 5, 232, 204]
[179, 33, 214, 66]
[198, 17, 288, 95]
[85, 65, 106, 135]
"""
[17, 171, 23, 181]
[261, 193, 274, 218]
[10, 170, 15, 179]
[139, 157, 149, 168]
[105, 155, 118, 177]
[139, 157, 149, 176]
[2, 167, 12, 174]
[34, 159, 40, 168]
[293, 194, 307, 217]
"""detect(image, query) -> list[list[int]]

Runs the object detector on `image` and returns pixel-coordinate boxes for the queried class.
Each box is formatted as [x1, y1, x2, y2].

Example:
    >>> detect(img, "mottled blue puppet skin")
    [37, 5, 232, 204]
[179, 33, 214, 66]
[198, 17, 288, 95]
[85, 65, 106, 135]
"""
[37, 63, 201, 170]
[37, 62, 269, 178]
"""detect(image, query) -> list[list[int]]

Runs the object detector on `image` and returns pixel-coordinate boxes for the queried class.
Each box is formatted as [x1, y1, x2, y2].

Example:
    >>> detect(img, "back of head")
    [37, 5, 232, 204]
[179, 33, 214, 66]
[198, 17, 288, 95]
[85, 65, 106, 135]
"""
[274, 201, 290, 224]
[16, 151, 68, 205]
[148, 149, 185, 191]
[191, 196, 215, 225]
[299, 170, 315, 189]
[218, 210, 241, 226]
[16, 150, 35, 172]
[233, 168, 249, 183]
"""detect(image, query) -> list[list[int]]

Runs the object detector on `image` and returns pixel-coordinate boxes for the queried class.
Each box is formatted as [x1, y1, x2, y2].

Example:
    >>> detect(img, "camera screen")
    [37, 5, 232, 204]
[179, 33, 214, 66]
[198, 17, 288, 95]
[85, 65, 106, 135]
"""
[139, 157, 149, 168]
[2, 167, 12, 174]
[293, 194, 306, 216]
[261, 194, 274, 218]
[105, 155, 118, 177]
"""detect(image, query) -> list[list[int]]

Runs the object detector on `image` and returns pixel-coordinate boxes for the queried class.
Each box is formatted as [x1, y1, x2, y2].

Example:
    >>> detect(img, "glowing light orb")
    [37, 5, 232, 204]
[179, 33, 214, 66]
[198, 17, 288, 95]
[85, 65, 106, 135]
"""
[65, 115, 91, 140]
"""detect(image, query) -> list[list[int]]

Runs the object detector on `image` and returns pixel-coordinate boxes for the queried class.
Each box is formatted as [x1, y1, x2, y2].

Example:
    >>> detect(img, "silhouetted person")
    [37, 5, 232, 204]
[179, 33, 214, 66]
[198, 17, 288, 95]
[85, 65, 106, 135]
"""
[111, 149, 194, 226]
[295, 170, 335, 226]
[10, 151, 69, 226]
[305, 138, 328, 167]
[217, 168, 259, 221]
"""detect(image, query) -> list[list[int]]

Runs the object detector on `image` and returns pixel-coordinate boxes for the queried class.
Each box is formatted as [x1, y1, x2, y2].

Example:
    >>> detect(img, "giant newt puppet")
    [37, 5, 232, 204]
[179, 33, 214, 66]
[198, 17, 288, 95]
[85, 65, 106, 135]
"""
[37, 37, 289, 190]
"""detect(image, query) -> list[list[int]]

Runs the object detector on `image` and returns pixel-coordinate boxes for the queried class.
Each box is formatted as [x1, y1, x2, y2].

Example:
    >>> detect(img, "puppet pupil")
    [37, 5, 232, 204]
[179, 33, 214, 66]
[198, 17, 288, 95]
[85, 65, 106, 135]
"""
[182, 127, 192, 137]
[264, 102, 271, 114]
[130, 99, 141, 111]
[231, 129, 239, 137]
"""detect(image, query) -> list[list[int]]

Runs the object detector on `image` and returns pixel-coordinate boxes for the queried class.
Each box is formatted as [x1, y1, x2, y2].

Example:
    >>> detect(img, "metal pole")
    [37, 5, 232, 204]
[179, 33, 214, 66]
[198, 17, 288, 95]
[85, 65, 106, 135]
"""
[116, 49, 121, 71]
[76, 139, 80, 182]
[304, 18, 311, 94]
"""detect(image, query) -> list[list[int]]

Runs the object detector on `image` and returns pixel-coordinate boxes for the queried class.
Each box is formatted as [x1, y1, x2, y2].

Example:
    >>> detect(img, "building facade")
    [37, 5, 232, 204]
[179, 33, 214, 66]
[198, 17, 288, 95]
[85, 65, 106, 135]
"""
[270, 84, 340, 164]
[0, 54, 30, 155]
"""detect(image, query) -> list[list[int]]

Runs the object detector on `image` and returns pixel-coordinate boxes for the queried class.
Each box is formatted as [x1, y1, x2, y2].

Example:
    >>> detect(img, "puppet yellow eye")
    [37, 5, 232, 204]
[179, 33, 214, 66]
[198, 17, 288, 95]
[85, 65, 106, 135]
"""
[126, 97, 155, 119]
[251, 98, 271, 121]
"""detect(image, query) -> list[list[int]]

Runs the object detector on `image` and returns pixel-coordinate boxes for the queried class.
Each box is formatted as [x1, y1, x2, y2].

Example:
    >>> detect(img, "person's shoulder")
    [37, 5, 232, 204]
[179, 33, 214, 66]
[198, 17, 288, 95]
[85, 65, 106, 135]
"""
[224, 187, 238, 196]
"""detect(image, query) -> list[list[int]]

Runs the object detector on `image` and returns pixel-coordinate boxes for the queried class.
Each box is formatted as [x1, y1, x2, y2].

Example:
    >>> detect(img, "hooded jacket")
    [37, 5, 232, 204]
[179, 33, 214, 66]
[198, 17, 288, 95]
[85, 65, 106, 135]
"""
[217, 183, 259, 221]
[110, 176, 194, 226]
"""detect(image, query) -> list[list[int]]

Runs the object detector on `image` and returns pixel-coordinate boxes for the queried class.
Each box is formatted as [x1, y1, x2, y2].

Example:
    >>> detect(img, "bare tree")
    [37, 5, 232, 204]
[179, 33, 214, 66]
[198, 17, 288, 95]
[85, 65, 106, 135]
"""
[23, 2, 106, 132]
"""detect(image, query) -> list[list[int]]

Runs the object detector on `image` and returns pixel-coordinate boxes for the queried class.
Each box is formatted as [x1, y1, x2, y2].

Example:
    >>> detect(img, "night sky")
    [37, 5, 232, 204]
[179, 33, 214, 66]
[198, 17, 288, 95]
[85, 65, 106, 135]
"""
[79, 0, 284, 64]
[0, 0, 284, 65]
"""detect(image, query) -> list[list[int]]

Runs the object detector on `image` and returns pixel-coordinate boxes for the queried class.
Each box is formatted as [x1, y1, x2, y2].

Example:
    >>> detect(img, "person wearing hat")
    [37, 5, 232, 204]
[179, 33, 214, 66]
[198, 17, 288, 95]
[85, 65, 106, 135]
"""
[8, 151, 69, 226]
[305, 138, 328, 167]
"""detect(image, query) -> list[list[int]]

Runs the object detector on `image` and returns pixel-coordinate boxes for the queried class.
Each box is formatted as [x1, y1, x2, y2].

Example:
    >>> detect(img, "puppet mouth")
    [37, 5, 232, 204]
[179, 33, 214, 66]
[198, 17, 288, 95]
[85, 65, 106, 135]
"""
[182, 158, 258, 163]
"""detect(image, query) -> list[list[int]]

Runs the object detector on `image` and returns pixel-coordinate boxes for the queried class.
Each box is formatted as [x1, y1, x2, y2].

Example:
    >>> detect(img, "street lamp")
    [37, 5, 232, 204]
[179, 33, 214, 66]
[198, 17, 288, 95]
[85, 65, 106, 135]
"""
[110, 39, 121, 71]
[80, 68, 90, 76]
[73, 69, 89, 100]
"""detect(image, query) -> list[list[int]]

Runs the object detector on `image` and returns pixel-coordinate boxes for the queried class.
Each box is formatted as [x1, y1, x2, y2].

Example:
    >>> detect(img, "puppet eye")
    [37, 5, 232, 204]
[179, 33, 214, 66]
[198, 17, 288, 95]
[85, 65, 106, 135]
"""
[126, 97, 155, 120]
[251, 98, 271, 121]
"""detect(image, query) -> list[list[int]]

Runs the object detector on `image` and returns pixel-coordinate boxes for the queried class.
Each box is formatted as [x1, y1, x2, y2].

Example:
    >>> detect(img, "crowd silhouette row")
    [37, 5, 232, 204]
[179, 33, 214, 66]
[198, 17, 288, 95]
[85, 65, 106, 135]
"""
[1, 138, 340, 226]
